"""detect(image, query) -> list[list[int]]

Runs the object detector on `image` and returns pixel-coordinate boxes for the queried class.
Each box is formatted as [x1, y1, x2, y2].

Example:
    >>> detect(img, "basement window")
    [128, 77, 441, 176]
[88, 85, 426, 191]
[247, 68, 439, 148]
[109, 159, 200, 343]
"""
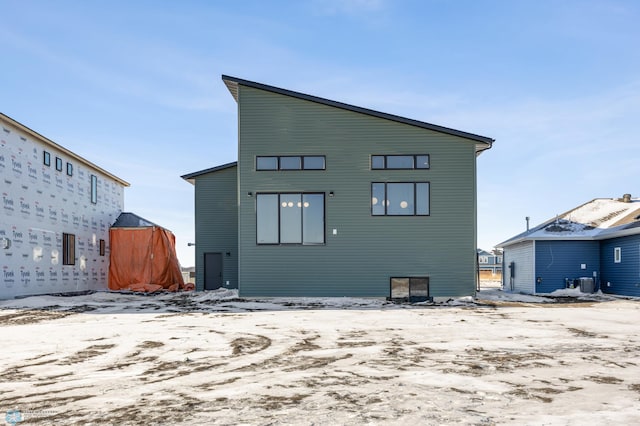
[390, 277, 430, 301]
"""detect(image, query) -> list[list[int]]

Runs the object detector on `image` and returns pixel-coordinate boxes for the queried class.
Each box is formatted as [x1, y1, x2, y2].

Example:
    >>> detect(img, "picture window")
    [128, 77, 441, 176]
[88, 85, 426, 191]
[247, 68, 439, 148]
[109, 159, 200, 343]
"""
[371, 182, 430, 216]
[256, 192, 325, 245]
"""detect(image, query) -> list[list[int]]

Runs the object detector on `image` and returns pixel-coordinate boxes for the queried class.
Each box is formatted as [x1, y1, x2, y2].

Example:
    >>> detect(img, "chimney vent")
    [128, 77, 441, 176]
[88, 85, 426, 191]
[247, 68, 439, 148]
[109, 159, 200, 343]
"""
[622, 194, 632, 203]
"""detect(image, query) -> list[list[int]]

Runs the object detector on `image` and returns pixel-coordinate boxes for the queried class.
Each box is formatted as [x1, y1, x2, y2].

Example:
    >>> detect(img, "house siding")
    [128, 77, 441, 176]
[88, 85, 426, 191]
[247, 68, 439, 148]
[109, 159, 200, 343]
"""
[534, 240, 600, 293]
[194, 166, 238, 290]
[237, 85, 479, 297]
[600, 234, 640, 297]
[503, 241, 535, 293]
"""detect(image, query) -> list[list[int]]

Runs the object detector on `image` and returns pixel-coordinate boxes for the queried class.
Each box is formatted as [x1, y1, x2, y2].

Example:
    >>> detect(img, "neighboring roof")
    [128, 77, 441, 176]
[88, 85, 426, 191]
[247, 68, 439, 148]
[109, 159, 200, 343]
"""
[0, 112, 130, 187]
[180, 161, 237, 185]
[112, 212, 163, 229]
[221, 75, 494, 154]
[499, 196, 640, 247]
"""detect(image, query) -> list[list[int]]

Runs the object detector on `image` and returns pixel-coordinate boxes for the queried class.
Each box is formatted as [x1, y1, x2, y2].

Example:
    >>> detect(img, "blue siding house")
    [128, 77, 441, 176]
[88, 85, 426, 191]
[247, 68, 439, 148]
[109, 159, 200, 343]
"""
[477, 248, 502, 279]
[499, 195, 640, 297]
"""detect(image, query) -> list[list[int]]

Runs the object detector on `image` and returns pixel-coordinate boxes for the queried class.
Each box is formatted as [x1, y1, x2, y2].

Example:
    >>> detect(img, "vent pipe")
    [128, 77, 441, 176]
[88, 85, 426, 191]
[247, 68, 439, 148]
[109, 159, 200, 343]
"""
[622, 193, 632, 203]
[526, 216, 530, 231]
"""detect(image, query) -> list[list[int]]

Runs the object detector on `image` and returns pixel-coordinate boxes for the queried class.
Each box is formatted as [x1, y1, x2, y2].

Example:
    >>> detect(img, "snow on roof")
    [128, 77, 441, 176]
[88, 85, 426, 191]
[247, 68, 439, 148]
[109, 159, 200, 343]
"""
[500, 196, 640, 246]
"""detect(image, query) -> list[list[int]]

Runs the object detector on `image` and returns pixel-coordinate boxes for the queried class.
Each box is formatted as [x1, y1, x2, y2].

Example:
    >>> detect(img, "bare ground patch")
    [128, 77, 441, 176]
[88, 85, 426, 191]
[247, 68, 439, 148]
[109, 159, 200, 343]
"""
[0, 309, 72, 325]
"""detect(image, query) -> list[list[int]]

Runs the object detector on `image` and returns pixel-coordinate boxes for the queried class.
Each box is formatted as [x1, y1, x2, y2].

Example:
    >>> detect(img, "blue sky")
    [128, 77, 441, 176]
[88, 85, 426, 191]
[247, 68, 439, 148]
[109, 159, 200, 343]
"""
[2, 0, 639, 266]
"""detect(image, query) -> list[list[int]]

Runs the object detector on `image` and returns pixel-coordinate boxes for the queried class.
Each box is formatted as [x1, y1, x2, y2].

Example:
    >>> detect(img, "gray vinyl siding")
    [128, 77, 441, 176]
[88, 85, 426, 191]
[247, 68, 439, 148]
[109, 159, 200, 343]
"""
[194, 166, 238, 290]
[503, 241, 535, 293]
[237, 85, 479, 297]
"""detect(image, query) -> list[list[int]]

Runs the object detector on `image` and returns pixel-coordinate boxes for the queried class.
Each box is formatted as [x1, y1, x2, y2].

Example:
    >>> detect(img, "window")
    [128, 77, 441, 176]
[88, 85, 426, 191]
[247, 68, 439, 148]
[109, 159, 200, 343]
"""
[390, 277, 430, 299]
[371, 182, 430, 216]
[55, 157, 63, 171]
[479, 256, 489, 264]
[43, 151, 51, 167]
[371, 155, 429, 170]
[256, 156, 326, 171]
[63, 233, 75, 265]
[99, 239, 106, 256]
[66, 162, 73, 176]
[90, 175, 97, 204]
[302, 156, 325, 170]
[614, 247, 621, 263]
[256, 157, 278, 170]
[256, 193, 325, 245]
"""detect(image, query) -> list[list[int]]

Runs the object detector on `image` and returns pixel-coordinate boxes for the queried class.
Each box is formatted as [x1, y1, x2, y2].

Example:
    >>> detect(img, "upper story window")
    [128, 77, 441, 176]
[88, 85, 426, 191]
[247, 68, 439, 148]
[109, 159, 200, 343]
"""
[55, 156, 63, 172]
[256, 192, 325, 245]
[479, 256, 489, 264]
[43, 151, 51, 167]
[256, 156, 326, 171]
[90, 174, 98, 204]
[66, 162, 73, 176]
[371, 155, 430, 170]
[372, 182, 430, 216]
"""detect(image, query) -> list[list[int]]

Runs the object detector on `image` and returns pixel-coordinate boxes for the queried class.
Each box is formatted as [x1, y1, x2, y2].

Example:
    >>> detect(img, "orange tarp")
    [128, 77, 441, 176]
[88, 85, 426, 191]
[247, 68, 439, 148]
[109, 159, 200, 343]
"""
[108, 226, 185, 292]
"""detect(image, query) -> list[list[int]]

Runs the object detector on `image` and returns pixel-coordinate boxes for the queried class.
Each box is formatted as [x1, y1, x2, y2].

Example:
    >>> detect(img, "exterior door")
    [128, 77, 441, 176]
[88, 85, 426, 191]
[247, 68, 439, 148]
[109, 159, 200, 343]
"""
[204, 252, 223, 290]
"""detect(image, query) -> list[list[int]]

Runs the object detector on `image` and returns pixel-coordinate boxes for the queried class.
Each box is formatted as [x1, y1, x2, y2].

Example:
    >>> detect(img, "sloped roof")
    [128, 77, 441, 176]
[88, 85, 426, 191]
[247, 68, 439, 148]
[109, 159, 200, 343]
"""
[221, 75, 494, 154]
[499, 196, 640, 247]
[112, 212, 163, 229]
[181, 161, 237, 185]
[1, 112, 130, 187]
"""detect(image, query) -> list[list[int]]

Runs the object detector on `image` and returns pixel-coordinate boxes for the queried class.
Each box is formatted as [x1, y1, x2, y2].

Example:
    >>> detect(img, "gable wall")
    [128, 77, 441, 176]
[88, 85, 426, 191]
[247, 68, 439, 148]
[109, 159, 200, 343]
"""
[236, 85, 480, 297]
[600, 234, 640, 297]
[1, 120, 124, 299]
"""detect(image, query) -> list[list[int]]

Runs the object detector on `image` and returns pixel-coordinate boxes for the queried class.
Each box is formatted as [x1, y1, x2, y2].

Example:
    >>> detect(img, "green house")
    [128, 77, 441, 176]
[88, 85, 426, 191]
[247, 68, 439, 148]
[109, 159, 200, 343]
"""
[182, 75, 493, 299]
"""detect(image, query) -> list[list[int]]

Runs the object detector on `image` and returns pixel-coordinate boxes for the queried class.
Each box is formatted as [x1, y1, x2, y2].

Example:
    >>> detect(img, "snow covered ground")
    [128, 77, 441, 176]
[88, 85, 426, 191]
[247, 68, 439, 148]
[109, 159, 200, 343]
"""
[1, 285, 639, 425]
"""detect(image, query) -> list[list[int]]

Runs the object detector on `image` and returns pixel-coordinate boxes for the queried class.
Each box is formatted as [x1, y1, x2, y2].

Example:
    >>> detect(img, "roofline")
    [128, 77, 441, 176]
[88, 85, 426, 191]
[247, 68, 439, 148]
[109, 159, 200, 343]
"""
[181, 161, 237, 184]
[112, 212, 165, 230]
[497, 197, 640, 248]
[499, 226, 640, 248]
[221, 75, 494, 152]
[1, 113, 130, 187]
